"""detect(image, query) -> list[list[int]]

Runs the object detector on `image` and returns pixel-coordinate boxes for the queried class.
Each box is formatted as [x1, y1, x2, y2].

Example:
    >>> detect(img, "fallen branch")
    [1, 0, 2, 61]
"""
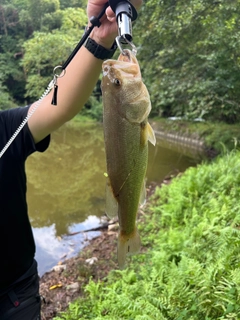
[66, 221, 118, 236]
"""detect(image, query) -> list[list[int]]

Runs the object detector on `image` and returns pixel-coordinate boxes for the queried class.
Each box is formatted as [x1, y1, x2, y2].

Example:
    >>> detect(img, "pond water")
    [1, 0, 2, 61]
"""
[26, 122, 198, 275]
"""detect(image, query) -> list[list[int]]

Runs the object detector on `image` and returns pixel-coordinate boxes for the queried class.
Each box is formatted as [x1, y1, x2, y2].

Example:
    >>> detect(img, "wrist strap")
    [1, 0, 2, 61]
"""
[85, 38, 117, 60]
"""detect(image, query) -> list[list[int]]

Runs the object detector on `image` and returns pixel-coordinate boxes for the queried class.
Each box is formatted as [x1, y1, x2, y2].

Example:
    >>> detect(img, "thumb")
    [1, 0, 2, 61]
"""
[105, 6, 116, 21]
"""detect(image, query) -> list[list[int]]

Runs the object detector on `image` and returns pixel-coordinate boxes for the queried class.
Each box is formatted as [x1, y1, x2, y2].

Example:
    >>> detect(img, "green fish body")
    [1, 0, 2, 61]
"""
[101, 50, 156, 268]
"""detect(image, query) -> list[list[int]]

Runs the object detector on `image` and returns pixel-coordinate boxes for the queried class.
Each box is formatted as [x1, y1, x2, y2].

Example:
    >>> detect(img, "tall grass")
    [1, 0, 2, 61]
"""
[54, 151, 240, 320]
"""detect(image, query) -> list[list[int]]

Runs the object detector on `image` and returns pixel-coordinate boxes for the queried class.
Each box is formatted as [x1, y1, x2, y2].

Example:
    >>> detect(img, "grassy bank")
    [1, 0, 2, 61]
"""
[54, 150, 240, 320]
[66, 114, 97, 126]
[151, 118, 240, 156]
[69, 115, 240, 157]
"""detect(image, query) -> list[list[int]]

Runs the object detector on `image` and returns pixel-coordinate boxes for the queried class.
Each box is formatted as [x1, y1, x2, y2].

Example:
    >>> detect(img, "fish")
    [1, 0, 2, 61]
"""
[101, 49, 156, 268]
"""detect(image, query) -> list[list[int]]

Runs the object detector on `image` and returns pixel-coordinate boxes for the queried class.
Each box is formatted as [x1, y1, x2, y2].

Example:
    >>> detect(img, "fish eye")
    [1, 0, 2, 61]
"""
[114, 78, 121, 86]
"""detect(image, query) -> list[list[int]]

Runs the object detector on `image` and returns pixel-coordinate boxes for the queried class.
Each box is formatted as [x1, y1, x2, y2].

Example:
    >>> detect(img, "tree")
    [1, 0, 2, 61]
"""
[0, 3, 19, 36]
[134, 0, 240, 123]
[0, 0, 87, 107]
[0, 82, 15, 110]
[27, 0, 60, 31]
[59, 0, 87, 10]
[21, 7, 87, 100]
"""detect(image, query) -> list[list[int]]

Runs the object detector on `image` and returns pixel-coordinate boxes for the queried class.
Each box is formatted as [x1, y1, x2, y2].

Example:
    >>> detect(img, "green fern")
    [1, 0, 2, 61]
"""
[54, 151, 240, 320]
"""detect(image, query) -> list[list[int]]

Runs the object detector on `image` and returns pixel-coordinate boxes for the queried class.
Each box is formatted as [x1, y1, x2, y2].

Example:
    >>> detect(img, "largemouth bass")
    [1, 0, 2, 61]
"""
[101, 50, 156, 268]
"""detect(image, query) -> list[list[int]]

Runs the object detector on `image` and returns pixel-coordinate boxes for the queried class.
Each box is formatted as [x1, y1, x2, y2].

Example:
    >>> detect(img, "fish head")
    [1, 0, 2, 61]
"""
[101, 50, 151, 124]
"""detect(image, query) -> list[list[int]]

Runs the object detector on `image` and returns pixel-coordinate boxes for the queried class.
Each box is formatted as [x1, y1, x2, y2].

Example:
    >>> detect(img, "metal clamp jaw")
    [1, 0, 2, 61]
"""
[109, 0, 137, 44]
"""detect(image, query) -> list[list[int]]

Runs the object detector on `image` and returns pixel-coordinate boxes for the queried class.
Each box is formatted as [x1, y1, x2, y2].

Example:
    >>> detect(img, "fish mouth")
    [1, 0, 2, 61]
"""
[102, 61, 139, 84]
[118, 49, 138, 64]
[102, 50, 141, 88]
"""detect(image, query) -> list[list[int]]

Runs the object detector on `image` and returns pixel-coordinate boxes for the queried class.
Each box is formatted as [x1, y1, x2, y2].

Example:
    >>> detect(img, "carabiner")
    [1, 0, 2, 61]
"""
[116, 35, 137, 56]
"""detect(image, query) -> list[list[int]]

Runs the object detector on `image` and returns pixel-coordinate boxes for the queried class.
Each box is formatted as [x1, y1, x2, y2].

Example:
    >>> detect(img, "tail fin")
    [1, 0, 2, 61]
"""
[117, 227, 141, 269]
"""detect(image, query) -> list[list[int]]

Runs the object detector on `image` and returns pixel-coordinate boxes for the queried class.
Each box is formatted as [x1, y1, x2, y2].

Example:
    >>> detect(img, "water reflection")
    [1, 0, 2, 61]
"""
[26, 122, 198, 274]
[27, 123, 106, 233]
[147, 143, 197, 182]
[34, 216, 101, 276]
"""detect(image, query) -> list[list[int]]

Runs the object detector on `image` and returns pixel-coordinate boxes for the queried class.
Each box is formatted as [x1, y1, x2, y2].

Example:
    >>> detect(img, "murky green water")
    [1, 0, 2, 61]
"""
[26, 122, 198, 275]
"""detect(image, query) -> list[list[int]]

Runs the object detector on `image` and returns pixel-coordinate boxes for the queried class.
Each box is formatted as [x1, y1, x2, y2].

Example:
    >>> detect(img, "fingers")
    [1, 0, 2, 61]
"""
[105, 6, 116, 21]
[105, 0, 142, 20]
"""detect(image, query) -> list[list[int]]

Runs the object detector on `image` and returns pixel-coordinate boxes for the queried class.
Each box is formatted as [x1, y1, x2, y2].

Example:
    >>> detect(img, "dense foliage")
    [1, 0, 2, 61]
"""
[0, 0, 88, 108]
[1, 0, 240, 122]
[135, 0, 240, 123]
[54, 150, 240, 319]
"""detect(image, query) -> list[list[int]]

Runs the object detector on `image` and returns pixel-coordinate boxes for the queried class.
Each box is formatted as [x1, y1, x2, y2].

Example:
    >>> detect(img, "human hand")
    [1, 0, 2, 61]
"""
[87, 0, 142, 49]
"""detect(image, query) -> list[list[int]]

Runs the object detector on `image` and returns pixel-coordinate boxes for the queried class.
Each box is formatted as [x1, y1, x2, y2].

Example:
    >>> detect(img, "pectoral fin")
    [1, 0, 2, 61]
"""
[141, 122, 156, 146]
[105, 178, 118, 218]
[147, 122, 156, 146]
[139, 180, 146, 206]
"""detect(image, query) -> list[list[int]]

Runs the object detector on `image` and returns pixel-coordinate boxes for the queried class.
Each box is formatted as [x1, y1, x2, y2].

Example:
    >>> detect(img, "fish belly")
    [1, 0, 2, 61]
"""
[104, 112, 147, 238]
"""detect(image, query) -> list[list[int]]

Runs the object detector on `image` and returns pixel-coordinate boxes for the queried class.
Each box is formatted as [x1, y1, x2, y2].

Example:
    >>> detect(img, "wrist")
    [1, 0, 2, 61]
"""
[89, 29, 116, 50]
[84, 37, 117, 60]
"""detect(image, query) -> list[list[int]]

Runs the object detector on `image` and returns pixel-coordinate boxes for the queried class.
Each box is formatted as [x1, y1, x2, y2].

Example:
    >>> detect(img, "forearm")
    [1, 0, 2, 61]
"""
[52, 45, 103, 121]
[54, 29, 116, 122]
[28, 41, 104, 143]
[28, 0, 142, 143]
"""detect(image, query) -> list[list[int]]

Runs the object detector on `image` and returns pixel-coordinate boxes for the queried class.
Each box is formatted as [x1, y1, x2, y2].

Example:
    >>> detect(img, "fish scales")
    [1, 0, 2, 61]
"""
[101, 50, 156, 268]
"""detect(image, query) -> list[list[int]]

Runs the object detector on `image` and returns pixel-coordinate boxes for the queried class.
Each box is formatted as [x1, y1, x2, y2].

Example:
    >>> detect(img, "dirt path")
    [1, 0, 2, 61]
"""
[40, 227, 118, 320]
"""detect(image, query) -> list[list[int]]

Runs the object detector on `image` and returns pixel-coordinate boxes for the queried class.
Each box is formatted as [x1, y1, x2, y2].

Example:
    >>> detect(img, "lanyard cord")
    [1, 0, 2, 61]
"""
[0, 82, 53, 159]
[0, 3, 108, 159]
[62, 2, 108, 70]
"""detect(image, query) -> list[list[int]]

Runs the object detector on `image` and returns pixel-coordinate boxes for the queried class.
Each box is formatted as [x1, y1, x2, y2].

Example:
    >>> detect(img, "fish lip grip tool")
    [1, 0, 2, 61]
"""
[109, 0, 138, 44]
